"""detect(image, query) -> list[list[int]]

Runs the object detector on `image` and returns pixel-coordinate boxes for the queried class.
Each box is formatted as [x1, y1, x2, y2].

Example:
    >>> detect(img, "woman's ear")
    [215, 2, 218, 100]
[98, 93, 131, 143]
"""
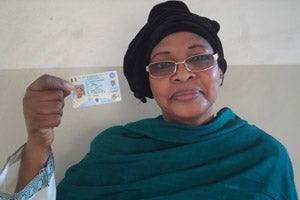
[219, 68, 224, 86]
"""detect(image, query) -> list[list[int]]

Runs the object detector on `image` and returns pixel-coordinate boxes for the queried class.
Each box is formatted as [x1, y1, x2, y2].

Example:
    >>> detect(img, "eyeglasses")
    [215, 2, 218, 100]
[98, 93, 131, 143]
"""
[146, 53, 218, 78]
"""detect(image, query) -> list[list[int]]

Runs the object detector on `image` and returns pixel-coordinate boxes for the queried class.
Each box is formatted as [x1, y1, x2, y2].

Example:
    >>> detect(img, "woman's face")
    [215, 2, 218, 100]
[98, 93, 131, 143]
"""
[76, 87, 84, 98]
[149, 32, 223, 126]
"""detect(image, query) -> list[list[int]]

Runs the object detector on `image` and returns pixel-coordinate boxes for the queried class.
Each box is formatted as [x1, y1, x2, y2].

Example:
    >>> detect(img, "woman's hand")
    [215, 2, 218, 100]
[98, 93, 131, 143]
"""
[23, 74, 73, 148]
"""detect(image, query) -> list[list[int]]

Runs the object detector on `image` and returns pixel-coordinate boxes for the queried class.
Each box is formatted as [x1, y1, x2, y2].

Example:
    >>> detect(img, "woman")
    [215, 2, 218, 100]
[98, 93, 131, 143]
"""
[0, 1, 297, 199]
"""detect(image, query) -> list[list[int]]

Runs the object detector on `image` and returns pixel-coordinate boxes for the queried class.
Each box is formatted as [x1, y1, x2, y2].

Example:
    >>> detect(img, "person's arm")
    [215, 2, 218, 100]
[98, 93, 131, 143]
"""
[15, 74, 73, 192]
[0, 145, 56, 199]
[15, 143, 51, 192]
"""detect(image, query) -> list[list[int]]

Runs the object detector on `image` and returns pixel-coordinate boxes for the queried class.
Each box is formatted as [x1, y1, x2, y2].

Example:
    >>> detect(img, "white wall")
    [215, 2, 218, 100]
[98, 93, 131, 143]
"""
[0, 0, 299, 69]
[0, 0, 299, 194]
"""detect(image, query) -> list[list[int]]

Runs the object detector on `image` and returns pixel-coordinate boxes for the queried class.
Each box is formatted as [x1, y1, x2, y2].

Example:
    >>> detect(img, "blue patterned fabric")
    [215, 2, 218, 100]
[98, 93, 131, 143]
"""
[0, 150, 55, 200]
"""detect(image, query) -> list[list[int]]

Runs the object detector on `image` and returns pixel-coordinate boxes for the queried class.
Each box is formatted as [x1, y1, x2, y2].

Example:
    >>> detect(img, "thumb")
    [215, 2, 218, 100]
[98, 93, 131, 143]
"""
[29, 74, 73, 96]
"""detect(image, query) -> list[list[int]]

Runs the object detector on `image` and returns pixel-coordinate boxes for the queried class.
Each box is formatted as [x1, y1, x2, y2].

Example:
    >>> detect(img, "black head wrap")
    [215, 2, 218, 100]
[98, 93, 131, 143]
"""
[123, 1, 227, 103]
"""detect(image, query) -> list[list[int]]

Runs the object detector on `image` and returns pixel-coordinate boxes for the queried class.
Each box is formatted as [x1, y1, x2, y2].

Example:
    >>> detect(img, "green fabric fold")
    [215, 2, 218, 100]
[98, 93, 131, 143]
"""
[57, 108, 297, 199]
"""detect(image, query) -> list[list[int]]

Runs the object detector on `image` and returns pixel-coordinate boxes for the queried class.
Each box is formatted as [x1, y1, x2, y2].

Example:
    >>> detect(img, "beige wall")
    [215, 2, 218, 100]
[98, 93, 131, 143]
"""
[0, 0, 299, 194]
[1, 0, 300, 69]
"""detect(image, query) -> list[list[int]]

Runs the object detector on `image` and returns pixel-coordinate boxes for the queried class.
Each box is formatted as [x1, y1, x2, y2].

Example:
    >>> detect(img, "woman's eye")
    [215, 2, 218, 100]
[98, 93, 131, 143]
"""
[190, 55, 205, 62]
[188, 55, 212, 64]
[153, 62, 173, 70]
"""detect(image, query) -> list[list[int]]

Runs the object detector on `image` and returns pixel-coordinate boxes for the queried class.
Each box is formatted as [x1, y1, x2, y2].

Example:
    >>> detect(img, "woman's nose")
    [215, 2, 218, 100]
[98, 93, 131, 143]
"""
[171, 63, 196, 82]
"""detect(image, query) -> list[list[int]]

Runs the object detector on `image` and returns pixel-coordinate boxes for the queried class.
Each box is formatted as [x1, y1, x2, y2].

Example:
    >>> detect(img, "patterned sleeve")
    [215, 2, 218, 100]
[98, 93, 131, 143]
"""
[0, 145, 56, 200]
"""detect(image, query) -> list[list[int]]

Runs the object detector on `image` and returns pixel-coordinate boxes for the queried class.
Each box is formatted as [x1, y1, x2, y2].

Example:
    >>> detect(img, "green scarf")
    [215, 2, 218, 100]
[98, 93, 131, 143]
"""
[57, 108, 297, 199]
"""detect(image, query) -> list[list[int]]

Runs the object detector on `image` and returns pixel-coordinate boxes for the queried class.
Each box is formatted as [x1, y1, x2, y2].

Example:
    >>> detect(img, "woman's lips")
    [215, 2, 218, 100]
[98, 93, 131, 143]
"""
[171, 89, 202, 102]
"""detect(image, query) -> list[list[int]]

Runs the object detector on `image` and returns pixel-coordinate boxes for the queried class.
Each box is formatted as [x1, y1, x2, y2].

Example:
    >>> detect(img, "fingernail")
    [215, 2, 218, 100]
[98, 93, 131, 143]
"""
[64, 82, 74, 90]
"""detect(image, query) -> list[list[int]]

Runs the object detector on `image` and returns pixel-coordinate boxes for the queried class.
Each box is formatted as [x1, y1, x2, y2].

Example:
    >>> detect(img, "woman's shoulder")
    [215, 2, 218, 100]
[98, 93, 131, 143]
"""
[221, 107, 289, 156]
[230, 114, 290, 159]
[250, 124, 290, 159]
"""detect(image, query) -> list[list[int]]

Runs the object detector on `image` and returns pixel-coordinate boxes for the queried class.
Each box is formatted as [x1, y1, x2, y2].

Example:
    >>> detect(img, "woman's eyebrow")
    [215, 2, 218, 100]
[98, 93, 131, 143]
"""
[188, 44, 208, 50]
[151, 44, 209, 60]
[151, 51, 170, 60]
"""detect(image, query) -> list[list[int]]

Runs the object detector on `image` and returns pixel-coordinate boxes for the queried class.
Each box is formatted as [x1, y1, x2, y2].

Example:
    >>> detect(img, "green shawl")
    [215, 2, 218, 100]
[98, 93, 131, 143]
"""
[57, 108, 297, 199]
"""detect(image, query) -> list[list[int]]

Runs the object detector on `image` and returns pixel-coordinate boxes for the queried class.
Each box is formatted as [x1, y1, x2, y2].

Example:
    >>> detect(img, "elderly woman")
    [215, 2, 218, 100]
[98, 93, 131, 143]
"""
[0, 1, 297, 199]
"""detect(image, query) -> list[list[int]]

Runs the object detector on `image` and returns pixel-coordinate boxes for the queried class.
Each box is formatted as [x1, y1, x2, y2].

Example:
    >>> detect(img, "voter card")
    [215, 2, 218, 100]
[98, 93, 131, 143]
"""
[69, 71, 121, 108]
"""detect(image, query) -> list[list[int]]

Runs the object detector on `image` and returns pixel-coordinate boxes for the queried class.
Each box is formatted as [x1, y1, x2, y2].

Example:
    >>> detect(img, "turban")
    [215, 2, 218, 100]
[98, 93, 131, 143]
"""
[123, 1, 227, 103]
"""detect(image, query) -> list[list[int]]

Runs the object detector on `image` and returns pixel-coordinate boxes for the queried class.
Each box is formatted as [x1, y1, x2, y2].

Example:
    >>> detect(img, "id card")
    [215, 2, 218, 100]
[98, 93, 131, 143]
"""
[69, 71, 121, 108]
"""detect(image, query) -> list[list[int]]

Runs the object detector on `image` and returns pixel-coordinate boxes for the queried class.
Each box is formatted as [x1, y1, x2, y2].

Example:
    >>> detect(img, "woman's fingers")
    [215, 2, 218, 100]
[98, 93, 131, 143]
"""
[23, 74, 73, 146]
